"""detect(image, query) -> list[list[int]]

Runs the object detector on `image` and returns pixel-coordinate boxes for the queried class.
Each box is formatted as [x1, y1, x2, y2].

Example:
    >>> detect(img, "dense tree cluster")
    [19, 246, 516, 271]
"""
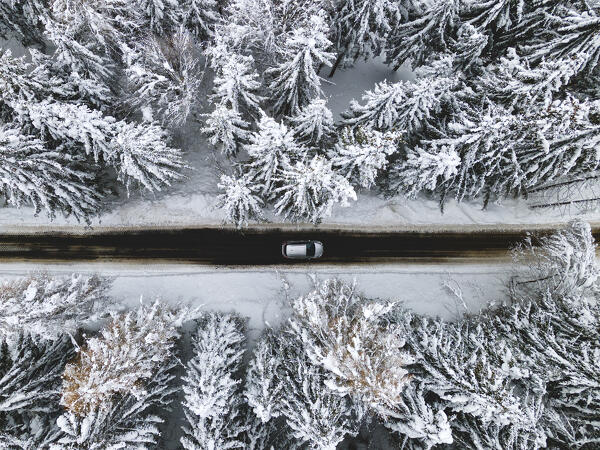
[4, 0, 596, 224]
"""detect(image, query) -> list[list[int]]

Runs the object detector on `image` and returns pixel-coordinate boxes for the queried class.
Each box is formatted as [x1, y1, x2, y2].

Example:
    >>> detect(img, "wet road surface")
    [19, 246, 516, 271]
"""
[0, 227, 585, 265]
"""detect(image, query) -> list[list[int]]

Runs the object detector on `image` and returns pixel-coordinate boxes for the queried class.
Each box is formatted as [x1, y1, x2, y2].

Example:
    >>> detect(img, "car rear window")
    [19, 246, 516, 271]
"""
[306, 242, 315, 257]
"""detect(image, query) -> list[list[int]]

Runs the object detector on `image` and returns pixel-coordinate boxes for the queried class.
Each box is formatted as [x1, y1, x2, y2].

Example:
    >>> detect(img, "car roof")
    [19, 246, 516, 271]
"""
[286, 243, 307, 257]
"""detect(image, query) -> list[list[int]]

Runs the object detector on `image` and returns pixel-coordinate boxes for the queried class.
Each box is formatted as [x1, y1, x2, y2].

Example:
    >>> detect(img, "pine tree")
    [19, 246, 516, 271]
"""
[329, 0, 406, 76]
[385, 0, 460, 70]
[137, 0, 182, 35]
[183, 0, 221, 40]
[331, 127, 401, 189]
[273, 156, 356, 223]
[0, 273, 111, 338]
[211, 52, 263, 117]
[217, 173, 264, 228]
[277, 340, 365, 450]
[180, 313, 247, 450]
[201, 103, 250, 157]
[57, 301, 183, 448]
[0, 126, 102, 221]
[341, 56, 461, 134]
[267, 13, 334, 117]
[127, 29, 203, 126]
[288, 279, 412, 414]
[384, 383, 453, 449]
[0, 334, 74, 448]
[0, 50, 186, 217]
[391, 144, 461, 199]
[289, 98, 335, 147]
[56, 356, 178, 449]
[244, 115, 305, 196]
[245, 330, 283, 424]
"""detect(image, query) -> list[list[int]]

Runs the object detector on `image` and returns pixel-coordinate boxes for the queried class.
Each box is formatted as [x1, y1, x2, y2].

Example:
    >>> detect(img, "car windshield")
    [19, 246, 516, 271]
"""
[306, 242, 315, 257]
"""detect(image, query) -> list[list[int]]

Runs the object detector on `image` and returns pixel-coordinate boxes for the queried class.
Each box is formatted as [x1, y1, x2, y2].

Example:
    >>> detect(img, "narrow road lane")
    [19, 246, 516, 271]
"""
[0, 227, 584, 265]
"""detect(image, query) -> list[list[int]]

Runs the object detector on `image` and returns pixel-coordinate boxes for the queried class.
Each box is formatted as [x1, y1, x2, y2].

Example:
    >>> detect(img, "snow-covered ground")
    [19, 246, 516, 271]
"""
[0, 262, 512, 341]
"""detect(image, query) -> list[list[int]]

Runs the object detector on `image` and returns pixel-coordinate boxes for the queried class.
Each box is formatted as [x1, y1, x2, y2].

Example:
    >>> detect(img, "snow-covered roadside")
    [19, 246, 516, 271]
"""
[0, 262, 511, 341]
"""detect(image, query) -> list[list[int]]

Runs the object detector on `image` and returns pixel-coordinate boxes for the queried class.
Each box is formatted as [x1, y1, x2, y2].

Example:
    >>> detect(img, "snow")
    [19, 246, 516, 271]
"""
[0, 262, 512, 343]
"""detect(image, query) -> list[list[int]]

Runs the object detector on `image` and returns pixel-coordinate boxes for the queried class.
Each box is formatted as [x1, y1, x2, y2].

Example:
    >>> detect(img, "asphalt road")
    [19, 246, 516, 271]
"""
[0, 227, 583, 265]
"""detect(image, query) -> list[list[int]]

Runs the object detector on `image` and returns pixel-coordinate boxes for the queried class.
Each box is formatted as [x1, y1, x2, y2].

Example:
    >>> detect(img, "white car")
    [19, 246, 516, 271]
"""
[282, 241, 324, 259]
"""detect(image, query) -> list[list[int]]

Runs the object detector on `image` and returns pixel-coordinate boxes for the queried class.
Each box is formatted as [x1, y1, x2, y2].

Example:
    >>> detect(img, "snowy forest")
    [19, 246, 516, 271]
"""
[0, 220, 596, 449]
[1, 0, 600, 225]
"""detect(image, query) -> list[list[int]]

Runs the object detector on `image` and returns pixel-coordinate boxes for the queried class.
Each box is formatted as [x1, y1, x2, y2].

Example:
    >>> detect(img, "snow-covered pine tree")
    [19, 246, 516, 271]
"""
[202, 103, 250, 157]
[341, 56, 461, 134]
[0, 273, 111, 339]
[273, 156, 356, 223]
[57, 301, 182, 448]
[289, 98, 335, 147]
[385, 0, 460, 70]
[211, 52, 263, 118]
[0, 126, 102, 221]
[127, 28, 203, 126]
[329, 0, 406, 76]
[390, 144, 461, 199]
[137, 0, 182, 35]
[384, 383, 453, 449]
[520, 3, 600, 81]
[0, 334, 74, 448]
[331, 127, 401, 189]
[245, 330, 283, 424]
[244, 114, 306, 196]
[180, 312, 247, 450]
[217, 173, 264, 228]
[182, 0, 221, 41]
[288, 279, 412, 414]
[267, 13, 334, 117]
[57, 355, 178, 449]
[277, 336, 365, 450]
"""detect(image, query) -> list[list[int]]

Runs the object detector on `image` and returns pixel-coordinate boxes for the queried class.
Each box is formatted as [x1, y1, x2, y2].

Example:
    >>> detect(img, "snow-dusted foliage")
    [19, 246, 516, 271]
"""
[277, 347, 365, 450]
[57, 301, 182, 448]
[127, 29, 203, 126]
[330, 0, 409, 74]
[288, 279, 412, 414]
[137, 0, 182, 35]
[61, 301, 182, 415]
[217, 173, 264, 228]
[331, 127, 401, 189]
[342, 56, 461, 134]
[245, 331, 283, 424]
[267, 13, 334, 117]
[0, 334, 73, 448]
[0, 126, 101, 221]
[0, 0, 46, 47]
[183, 0, 220, 40]
[380, 1, 600, 208]
[180, 312, 247, 450]
[244, 114, 305, 195]
[202, 104, 250, 158]
[290, 98, 335, 146]
[0, 49, 185, 219]
[273, 156, 356, 223]
[211, 52, 263, 118]
[0, 273, 111, 339]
